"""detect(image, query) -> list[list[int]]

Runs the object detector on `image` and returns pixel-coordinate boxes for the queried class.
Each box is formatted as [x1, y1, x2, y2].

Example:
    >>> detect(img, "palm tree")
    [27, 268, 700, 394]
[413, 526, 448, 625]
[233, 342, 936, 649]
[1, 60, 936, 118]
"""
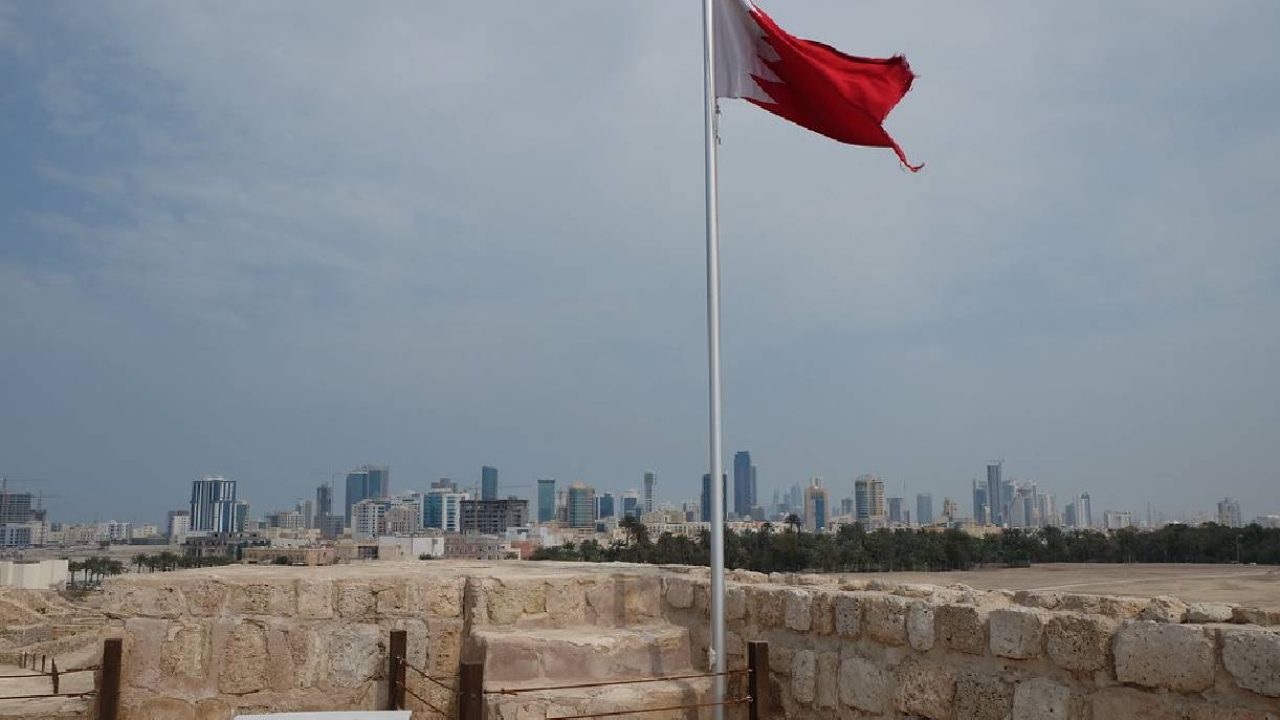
[784, 514, 802, 532]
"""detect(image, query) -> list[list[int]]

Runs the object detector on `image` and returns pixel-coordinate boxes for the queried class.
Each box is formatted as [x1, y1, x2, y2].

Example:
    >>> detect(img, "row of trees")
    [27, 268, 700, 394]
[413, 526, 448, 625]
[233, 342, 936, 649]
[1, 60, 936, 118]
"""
[532, 518, 1280, 573]
[129, 551, 233, 573]
[68, 557, 125, 588]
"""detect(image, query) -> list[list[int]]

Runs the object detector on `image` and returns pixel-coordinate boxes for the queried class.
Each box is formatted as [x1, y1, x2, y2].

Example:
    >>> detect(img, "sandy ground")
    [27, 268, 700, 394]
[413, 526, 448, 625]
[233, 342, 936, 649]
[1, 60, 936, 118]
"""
[848, 563, 1280, 609]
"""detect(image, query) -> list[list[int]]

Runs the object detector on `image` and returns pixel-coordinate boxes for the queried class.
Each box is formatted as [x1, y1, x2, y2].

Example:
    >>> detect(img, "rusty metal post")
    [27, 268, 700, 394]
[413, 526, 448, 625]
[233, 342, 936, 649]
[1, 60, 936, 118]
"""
[459, 660, 484, 720]
[748, 641, 770, 720]
[387, 630, 407, 711]
[99, 638, 122, 720]
[42, 654, 47, 673]
[51, 658, 59, 695]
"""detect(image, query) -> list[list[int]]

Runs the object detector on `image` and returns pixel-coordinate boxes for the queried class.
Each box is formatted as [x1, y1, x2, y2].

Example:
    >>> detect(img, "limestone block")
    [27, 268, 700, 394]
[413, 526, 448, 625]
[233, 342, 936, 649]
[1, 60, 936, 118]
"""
[908, 601, 936, 652]
[954, 671, 1012, 720]
[1058, 593, 1146, 619]
[791, 650, 816, 704]
[324, 623, 383, 689]
[811, 591, 835, 635]
[725, 586, 746, 621]
[545, 579, 587, 625]
[1233, 607, 1280, 626]
[374, 581, 417, 617]
[833, 592, 863, 639]
[424, 575, 467, 617]
[486, 580, 530, 625]
[665, 577, 694, 609]
[185, 580, 230, 617]
[1186, 602, 1234, 624]
[1140, 596, 1189, 624]
[784, 589, 813, 632]
[227, 582, 296, 616]
[1045, 613, 1118, 673]
[107, 584, 186, 618]
[296, 579, 333, 619]
[1221, 627, 1280, 697]
[894, 657, 956, 720]
[194, 699, 234, 720]
[134, 697, 196, 720]
[335, 582, 377, 619]
[161, 624, 209, 680]
[622, 576, 661, 621]
[1012, 678, 1075, 720]
[1185, 705, 1279, 720]
[815, 652, 839, 709]
[123, 616, 169, 689]
[1014, 590, 1062, 610]
[749, 586, 785, 628]
[1090, 687, 1180, 720]
[1114, 622, 1215, 692]
[426, 618, 465, 677]
[287, 627, 325, 688]
[989, 607, 1046, 659]
[218, 622, 269, 695]
[839, 655, 889, 713]
[936, 604, 987, 655]
[864, 594, 910, 646]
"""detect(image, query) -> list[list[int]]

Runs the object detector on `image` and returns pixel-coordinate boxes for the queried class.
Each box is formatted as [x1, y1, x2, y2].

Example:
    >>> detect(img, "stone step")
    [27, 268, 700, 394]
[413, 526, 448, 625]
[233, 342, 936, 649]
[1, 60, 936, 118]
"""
[484, 676, 718, 720]
[473, 624, 697, 686]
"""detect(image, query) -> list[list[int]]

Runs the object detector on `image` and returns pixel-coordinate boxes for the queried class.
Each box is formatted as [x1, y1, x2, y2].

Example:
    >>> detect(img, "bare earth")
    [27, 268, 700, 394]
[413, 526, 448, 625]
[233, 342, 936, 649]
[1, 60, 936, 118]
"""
[850, 563, 1280, 609]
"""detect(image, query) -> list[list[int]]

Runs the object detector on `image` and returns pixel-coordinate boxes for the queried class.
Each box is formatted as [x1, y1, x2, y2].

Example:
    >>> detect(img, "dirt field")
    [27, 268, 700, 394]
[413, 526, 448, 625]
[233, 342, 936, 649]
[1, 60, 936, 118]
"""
[851, 563, 1280, 609]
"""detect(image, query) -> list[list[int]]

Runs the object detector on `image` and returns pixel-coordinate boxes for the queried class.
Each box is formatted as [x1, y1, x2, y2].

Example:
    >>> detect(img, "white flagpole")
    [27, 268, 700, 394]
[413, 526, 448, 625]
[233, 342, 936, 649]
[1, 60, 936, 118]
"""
[700, 0, 727, 718]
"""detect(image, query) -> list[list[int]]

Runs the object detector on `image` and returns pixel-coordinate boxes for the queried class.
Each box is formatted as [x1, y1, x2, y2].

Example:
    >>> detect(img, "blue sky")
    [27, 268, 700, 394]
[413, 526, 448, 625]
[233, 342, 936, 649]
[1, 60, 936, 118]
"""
[1, 1, 1277, 525]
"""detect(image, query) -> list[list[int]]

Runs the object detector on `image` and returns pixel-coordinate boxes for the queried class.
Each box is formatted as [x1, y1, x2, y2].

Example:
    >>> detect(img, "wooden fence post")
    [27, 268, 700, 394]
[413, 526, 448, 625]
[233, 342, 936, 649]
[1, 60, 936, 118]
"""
[748, 641, 770, 720]
[387, 630, 407, 711]
[51, 658, 59, 695]
[459, 660, 484, 720]
[100, 638, 122, 720]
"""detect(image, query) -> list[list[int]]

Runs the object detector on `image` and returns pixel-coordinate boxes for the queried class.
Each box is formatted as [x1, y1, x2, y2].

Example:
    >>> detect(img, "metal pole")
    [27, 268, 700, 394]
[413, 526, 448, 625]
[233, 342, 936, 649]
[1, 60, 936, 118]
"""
[700, 1, 727, 719]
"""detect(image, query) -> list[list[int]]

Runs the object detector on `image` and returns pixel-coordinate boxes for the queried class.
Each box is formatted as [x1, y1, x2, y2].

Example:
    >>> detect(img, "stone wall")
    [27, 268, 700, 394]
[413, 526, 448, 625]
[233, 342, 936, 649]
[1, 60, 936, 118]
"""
[99, 563, 1280, 719]
[659, 569, 1280, 719]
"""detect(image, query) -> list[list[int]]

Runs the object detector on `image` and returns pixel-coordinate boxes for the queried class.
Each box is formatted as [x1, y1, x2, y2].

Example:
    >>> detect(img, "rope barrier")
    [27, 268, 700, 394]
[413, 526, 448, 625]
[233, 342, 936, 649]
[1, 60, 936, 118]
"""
[490, 668, 750, 696]
[547, 696, 751, 720]
[0, 673, 55, 680]
[0, 691, 98, 700]
[400, 658, 461, 695]
[402, 685, 454, 718]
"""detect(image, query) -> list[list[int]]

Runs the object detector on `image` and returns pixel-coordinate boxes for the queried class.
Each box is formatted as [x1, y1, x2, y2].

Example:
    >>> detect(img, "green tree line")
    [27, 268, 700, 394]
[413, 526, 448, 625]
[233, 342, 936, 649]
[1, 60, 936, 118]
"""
[531, 517, 1280, 573]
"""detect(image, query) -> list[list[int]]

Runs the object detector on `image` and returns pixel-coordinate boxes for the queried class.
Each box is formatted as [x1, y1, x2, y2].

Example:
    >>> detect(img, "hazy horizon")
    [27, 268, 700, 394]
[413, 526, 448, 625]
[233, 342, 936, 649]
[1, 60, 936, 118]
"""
[2, 2, 1277, 526]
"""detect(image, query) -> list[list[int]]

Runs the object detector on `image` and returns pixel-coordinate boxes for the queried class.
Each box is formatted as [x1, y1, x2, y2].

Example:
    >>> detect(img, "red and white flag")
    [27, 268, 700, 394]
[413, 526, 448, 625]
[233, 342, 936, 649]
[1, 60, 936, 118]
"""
[714, 0, 922, 170]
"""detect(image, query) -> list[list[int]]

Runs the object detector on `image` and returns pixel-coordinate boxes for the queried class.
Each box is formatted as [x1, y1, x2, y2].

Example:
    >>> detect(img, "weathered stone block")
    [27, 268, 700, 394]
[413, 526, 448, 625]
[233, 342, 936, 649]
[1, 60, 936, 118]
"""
[161, 624, 209, 679]
[1185, 602, 1234, 624]
[335, 582, 377, 619]
[894, 657, 955, 720]
[134, 697, 196, 720]
[749, 586, 785, 628]
[954, 672, 1012, 720]
[833, 592, 863, 638]
[936, 604, 987, 655]
[815, 652, 839, 709]
[1014, 590, 1062, 609]
[185, 580, 229, 616]
[1140, 595, 1188, 624]
[218, 622, 269, 695]
[227, 582, 296, 616]
[1045, 613, 1118, 673]
[1012, 678, 1075, 720]
[107, 584, 186, 618]
[545, 579, 587, 625]
[325, 623, 383, 689]
[1114, 622, 1215, 692]
[725, 586, 746, 621]
[425, 576, 467, 617]
[908, 601, 936, 651]
[811, 591, 835, 635]
[791, 650, 815, 704]
[1185, 705, 1278, 720]
[864, 594, 910, 646]
[664, 577, 694, 609]
[839, 655, 888, 713]
[1058, 593, 1147, 619]
[1091, 687, 1180, 720]
[622, 576, 661, 621]
[784, 589, 813, 632]
[989, 607, 1045, 659]
[1221, 627, 1280, 697]
[296, 579, 333, 619]
[1233, 607, 1280, 626]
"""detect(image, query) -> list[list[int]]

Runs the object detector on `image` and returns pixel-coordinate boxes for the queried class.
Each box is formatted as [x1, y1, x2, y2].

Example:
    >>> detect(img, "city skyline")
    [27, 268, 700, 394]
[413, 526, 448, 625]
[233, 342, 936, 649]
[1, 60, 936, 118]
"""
[2, 3, 1277, 530]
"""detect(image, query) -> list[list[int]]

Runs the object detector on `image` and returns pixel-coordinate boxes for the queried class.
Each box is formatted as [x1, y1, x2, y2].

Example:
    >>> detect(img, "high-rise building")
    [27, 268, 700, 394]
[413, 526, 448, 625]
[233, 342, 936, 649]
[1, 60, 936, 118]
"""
[315, 483, 333, 528]
[166, 510, 191, 543]
[1064, 502, 1078, 528]
[1104, 510, 1133, 530]
[733, 451, 753, 518]
[1217, 497, 1242, 528]
[986, 461, 1004, 526]
[643, 471, 656, 514]
[567, 483, 596, 529]
[972, 480, 988, 525]
[351, 499, 388, 539]
[622, 491, 640, 519]
[189, 475, 238, 534]
[345, 465, 390, 526]
[537, 479, 557, 523]
[854, 474, 885, 524]
[887, 497, 905, 524]
[1078, 492, 1093, 529]
[461, 498, 529, 534]
[750, 465, 759, 516]
[916, 493, 934, 526]
[701, 473, 727, 523]
[481, 466, 499, 501]
[233, 501, 250, 533]
[804, 478, 828, 532]
[598, 492, 616, 519]
[942, 497, 959, 520]
[841, 497, 855, 517]
[423, 488, 468, 532]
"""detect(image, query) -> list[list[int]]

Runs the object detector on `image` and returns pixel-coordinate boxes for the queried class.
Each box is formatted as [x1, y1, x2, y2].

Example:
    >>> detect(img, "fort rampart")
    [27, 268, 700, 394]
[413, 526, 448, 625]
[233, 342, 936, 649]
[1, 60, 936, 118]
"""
[96, 562, 1280, 719]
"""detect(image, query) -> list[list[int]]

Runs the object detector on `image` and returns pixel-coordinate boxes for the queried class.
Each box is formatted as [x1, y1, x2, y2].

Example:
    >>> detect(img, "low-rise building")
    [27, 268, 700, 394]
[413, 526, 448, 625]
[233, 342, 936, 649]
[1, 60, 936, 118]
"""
[241, 546, 337, 566]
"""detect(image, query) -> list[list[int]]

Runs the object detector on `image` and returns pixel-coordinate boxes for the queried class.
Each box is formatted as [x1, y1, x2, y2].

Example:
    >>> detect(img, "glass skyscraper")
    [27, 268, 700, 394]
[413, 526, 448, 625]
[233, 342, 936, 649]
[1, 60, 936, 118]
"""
[643, 471, 656, 514]
[733, 451, 753, 518]
[481, 466, 499, 501]
[701, 473, 727, 523]
[189, 475, 238, 533]
[345, 465, 390, 525]
[537, 478, 556, 523]
[567, 483, 596, 529]
[987, 461, 1004, 526]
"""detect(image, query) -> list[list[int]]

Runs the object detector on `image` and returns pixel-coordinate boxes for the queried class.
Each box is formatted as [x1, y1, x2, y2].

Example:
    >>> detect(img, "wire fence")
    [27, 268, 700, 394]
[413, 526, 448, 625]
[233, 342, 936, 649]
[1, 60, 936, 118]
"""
[0, 640, 120, 720]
